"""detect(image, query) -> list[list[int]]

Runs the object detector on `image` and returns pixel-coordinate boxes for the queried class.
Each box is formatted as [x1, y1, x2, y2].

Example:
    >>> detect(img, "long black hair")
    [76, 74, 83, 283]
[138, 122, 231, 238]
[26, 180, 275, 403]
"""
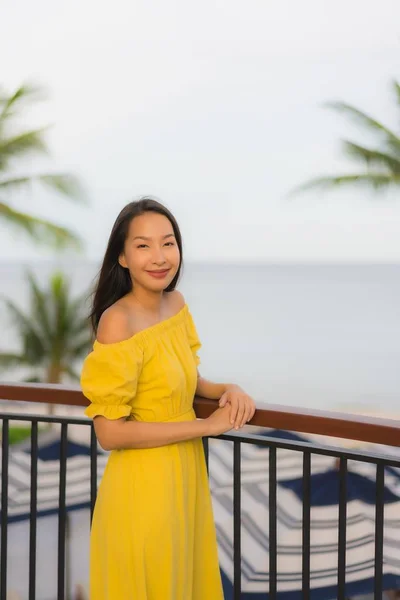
[89, 198, 183, 333]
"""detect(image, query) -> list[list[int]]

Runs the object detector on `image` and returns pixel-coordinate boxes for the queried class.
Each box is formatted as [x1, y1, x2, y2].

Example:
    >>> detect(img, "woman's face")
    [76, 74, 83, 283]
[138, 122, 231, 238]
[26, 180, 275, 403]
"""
[119, 211, 181, 293]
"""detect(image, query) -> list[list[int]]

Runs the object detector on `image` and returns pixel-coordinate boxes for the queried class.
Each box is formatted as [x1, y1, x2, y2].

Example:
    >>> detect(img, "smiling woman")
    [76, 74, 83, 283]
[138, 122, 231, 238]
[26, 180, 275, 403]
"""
[81, 197, 256, 600]
[118, 212, 181, 296]
[89, 199, 183, 332]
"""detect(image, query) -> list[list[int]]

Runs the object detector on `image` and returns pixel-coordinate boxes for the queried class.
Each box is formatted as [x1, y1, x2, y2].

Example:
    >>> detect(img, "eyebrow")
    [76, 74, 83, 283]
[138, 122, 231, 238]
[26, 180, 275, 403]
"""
[132, 234, 175, 241]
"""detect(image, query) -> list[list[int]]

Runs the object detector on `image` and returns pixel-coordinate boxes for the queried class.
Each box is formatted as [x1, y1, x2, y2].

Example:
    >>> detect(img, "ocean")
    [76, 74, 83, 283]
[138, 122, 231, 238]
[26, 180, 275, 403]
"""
[1, 260, 399, 414]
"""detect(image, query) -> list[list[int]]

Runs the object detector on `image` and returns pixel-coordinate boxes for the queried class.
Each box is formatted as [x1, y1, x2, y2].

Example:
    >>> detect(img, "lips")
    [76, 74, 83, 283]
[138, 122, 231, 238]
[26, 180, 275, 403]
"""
[146, 269, 170, 279]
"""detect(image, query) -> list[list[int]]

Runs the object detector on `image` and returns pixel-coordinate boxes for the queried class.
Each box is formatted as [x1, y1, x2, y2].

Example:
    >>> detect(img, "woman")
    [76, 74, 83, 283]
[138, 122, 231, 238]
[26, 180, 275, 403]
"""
[81, 198, 256, 599]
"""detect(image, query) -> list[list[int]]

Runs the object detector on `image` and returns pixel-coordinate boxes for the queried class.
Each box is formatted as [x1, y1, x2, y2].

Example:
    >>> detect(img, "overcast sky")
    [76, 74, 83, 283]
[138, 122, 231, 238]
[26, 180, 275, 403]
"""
[1, 0, 400, 263]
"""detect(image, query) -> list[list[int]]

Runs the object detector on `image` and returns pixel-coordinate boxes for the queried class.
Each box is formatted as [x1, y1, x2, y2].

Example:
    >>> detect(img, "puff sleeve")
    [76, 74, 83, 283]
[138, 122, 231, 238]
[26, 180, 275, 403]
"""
[186, 308, 202, 366]
[81, 341, 144, 420]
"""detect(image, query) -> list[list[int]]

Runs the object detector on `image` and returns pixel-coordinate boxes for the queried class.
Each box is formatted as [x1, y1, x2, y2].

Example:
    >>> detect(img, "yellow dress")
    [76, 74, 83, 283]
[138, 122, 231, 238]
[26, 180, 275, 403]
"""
[80, 304, 224, 600]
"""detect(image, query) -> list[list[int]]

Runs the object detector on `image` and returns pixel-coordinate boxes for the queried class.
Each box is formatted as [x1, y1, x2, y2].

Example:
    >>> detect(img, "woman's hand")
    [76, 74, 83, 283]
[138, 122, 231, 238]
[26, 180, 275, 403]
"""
[219, 384, 256, 430]
[205, 404, 234, 436]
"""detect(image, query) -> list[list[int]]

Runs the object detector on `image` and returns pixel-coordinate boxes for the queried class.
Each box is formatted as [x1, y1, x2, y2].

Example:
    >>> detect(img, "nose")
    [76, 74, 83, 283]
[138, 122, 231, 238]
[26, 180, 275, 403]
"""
[151, 246, 167, 265]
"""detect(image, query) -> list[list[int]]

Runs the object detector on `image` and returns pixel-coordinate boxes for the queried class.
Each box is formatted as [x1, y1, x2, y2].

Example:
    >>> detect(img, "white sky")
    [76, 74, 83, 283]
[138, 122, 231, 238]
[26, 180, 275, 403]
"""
[1, 0, 400, 263]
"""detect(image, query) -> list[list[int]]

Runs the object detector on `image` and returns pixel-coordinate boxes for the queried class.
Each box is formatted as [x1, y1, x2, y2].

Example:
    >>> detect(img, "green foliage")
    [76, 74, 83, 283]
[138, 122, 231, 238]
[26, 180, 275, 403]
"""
[291, 80, 400, 196]
[0, 271, 93, 383]
[0, 83, 86, 248]
[8, 425, 32, 445]
[4, 425, 49, 445]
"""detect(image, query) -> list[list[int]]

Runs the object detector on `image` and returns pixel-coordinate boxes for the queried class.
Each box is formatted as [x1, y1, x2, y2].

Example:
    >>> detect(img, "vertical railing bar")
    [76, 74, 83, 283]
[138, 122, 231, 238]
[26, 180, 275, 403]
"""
[302, 451, 311, 599]
[29, 420, 38, 600]
[233, 441, 241, 599]
[1, 418, 9, 599]
[58, 422, 68, 600]
[203, 436, 209, 475]
[374, 463, 384, 600]
[269, 445, 277, 599]
[337, 456, 347, 600]
[90, 425, 98, 523]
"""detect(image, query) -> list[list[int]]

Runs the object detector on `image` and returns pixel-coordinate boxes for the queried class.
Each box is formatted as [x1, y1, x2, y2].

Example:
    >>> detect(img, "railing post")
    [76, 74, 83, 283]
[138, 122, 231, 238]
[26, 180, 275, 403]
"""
[233, 441, 241, 599]
[302, 451, 311, 599]
[374, 464, 385, 599]
[57, 422, 68, 600]
[29, 421, 38, 600]
[269, 445, 277, 599]
[337, 456, 347, 599]
[1, 418, 9, 599]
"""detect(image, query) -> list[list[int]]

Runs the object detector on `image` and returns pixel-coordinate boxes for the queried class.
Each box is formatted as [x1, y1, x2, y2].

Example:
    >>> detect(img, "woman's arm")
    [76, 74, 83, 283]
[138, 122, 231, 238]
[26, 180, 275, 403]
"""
[94, 406, 235, 451]
[196, 371, 256, 430]
[195, 373, 229, 400]
[94, 417, 209, 451]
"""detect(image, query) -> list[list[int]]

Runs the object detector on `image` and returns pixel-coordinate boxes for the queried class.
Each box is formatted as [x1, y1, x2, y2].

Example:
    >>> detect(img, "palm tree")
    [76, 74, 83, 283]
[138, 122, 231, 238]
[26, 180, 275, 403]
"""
[0, 271, 92, 391]
[0, 83, 85, 248]
[292, 80, 400, 195]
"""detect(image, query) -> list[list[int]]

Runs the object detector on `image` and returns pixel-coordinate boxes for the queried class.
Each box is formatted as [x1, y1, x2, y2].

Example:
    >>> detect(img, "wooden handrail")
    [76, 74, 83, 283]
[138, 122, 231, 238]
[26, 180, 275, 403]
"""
[1, 382, 399, 448]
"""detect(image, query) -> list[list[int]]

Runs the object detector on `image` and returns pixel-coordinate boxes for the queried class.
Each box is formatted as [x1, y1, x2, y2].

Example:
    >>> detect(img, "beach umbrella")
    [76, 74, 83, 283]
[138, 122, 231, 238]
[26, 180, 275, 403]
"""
[2, 429, 400, 599]
[0, 430, 106, 600]
[1, 430, 106, 523]
[209, 430, 400, 599]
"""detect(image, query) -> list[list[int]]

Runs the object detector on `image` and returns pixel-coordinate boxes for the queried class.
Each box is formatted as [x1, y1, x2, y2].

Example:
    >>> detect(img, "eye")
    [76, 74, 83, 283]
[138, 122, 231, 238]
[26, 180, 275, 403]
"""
[137, 244, 149, 249]
[164, 242, 175, 246]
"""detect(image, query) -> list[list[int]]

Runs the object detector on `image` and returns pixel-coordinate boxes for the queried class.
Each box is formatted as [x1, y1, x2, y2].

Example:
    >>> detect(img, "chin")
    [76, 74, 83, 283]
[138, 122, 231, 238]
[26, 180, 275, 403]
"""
[148, 279, 174, 293]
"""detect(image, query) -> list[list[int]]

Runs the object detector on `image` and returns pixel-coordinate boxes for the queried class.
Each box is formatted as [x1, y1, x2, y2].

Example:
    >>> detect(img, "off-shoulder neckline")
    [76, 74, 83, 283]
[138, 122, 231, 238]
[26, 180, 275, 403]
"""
[93, 303, 188, 348]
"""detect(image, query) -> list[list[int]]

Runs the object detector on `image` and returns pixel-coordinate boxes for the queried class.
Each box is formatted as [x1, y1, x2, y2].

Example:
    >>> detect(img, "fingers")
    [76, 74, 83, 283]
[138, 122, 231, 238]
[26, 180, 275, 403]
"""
[234, 396, 256, 429]
[245, 399, 256, 425]
[235, 401, 246, 430]
[229, 397, 239, 427]
[222, 390, 256, 430]
[251, 401, 256, 420]
[241, 398, 251, 428]
[230, 396, 245, 430]
[219, 392, 228, 408]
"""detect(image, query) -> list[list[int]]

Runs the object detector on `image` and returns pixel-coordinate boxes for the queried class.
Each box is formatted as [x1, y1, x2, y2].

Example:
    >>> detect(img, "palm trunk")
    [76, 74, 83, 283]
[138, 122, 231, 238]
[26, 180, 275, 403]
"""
[46, 363, 62, 416]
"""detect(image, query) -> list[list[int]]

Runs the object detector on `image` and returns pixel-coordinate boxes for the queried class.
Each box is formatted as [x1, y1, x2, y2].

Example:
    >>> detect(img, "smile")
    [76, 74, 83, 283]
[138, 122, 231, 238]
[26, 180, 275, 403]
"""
[146, 269, 171, 279]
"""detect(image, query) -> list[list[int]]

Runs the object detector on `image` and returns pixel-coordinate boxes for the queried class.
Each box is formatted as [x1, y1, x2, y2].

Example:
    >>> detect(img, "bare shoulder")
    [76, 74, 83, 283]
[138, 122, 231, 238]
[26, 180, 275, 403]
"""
[166, 289, 186, 314]
[96, 304, 132, 344]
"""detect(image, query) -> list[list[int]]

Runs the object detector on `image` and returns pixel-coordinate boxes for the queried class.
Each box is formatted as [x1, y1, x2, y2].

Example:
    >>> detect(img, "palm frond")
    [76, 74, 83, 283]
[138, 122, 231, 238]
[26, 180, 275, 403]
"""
[0, 202, 83, 250]
[68, 316, 92, 338]
[0, 352, 28, 370]
[2, 298, 47, 360]
[0, 83, 85, 247]
[26, 271, 52, 341]
[2, 271, 92, 383]
[3, 298, 38, 334]
[325, 102, 400, 155]
[21, 330, 48, 366]
[68, 289, 92, 312]
[62, 365, 80, 381]
[0, 173, 86, 203]
[0, 84, 44, 125]
[342, 141, 400, 174]
[68, 336, 93, 358]
[24, 375, 44, 383]
[66, 292, 92, 337]
[0, 176, 35, 190]
[393, 80, 400, 106]
[0, 129, 49, 171]
[51, 273, 71, 360]
[290, 173, 400, 196]
[38, 174, 86, 202]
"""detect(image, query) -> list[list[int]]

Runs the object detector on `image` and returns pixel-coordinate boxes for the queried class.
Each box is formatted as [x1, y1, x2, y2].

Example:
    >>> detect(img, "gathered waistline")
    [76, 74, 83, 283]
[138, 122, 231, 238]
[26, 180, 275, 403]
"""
[127, 407, 197, 424]
[164, 408, 196, 423]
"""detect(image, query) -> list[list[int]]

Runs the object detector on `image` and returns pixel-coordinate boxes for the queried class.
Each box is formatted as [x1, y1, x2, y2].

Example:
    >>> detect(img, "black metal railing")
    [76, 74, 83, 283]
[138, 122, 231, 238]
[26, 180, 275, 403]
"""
[1, 385, 400, 600]
[206, 430, 400, 600]
[0, 413, 97, 600]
